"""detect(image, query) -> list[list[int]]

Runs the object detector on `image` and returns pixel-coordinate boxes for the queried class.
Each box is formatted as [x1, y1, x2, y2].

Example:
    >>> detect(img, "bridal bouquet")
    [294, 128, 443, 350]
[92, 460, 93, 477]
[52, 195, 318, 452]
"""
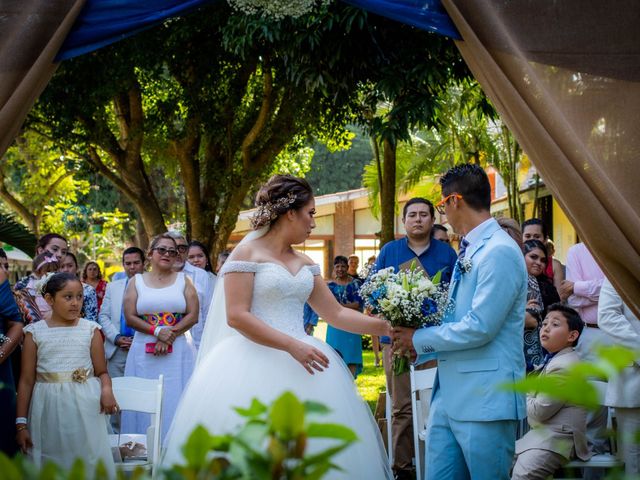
[360, 262, 450, 374]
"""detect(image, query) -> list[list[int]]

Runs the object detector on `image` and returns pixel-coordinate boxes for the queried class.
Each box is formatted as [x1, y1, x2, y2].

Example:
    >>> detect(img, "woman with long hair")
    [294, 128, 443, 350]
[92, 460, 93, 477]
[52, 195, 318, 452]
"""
[162, 175, 392, 478]
[82, 261, 108, 311]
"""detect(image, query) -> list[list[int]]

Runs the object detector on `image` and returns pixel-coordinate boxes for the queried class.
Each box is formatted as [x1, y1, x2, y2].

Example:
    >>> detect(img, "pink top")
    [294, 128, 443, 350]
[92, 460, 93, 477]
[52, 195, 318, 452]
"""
[26, 277, 52, 321]
[565, 243, 604, 325]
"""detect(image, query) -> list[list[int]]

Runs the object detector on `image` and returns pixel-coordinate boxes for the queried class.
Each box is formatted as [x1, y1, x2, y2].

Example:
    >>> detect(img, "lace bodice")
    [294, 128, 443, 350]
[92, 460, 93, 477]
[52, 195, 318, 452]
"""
[221, 261, 320, 339]
[24, 319, 99, 374]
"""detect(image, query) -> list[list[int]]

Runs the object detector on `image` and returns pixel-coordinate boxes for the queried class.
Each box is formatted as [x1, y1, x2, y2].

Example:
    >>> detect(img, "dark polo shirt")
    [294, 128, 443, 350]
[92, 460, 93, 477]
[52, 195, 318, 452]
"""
[373, 236, 457, 344]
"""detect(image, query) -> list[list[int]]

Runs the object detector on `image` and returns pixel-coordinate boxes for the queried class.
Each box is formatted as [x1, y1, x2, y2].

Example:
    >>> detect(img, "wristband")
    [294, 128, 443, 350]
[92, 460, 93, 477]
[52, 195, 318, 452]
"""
[153, 326, 165, 338]
[149, 325, 156, 336]
[16, 417, 27, 425]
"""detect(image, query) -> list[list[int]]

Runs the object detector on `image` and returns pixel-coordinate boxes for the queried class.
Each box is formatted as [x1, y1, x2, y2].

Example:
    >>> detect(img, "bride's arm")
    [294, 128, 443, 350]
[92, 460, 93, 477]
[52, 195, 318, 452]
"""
[225, 271, 329, 374]
[307, 276, 391, 337]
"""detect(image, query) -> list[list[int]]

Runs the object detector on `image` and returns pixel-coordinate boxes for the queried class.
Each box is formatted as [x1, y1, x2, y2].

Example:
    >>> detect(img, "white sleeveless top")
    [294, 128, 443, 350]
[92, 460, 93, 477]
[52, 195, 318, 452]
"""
[134, 272, 187, 315]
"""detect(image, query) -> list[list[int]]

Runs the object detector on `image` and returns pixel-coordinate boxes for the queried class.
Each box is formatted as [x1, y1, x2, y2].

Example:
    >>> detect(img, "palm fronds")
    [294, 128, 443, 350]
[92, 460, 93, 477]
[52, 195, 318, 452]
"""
[0, 214, 36, 257]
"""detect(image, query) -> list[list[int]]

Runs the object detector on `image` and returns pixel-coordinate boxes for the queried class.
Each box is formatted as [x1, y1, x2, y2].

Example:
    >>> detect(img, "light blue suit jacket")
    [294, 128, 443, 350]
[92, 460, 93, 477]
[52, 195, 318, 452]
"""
[413, 218, 527, 422]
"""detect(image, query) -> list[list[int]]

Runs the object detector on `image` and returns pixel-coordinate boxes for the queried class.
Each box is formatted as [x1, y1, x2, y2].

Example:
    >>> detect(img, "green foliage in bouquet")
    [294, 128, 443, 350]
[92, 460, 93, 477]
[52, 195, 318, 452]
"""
[164, 391, 358, 479]
[360, 261, 450, 374]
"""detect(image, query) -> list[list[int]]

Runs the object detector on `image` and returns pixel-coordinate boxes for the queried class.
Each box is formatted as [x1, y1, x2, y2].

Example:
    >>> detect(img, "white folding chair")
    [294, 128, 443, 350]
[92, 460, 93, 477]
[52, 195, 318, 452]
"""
[557, 380, 624, 477]
[385, 390, 393, 468]
[410, 366, 437, 480]
[111, 375, 164, 479]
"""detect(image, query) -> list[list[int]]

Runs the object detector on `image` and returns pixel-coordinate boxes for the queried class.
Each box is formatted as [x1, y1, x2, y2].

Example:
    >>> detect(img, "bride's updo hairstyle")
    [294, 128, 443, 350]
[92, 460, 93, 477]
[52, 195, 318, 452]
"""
[251, 175, 313, 229]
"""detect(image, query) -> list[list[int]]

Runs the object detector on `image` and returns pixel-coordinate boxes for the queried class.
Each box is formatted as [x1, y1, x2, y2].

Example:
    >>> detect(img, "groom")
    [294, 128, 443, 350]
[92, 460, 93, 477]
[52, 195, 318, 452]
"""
[392, 164, 527, 480]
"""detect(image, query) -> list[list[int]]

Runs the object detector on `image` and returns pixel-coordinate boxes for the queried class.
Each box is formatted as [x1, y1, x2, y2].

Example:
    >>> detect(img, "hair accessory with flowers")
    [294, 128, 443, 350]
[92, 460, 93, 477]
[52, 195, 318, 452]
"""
[34, 272, 56, 296]
[250, 192, 297, 229]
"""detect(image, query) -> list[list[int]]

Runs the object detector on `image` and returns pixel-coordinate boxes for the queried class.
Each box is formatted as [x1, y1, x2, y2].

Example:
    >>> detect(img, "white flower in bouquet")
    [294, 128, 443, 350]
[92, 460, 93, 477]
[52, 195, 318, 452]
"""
[359, 261, 452, 374]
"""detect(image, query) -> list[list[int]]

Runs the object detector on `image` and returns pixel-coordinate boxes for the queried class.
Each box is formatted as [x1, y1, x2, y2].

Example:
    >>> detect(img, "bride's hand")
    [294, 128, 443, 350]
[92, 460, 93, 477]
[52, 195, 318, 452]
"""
[367, 313, 392, 337]
[380, 318, 393, 338]
[287, 340, 329, 375]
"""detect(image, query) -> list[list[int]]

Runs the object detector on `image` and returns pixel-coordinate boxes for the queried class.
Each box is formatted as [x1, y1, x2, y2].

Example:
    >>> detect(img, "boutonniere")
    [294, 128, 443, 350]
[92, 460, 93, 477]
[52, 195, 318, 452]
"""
[453, 258, 472, 282]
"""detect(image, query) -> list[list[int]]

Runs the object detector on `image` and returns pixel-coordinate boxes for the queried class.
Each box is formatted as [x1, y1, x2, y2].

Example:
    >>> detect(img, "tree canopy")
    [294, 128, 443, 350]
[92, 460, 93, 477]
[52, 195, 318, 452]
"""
[22, 3, 466, 258]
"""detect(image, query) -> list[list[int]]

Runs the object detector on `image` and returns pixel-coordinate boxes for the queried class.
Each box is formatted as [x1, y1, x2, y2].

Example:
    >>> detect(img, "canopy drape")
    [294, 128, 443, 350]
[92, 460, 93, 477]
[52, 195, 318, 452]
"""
[343, 0, 459, 39]
[1, 0, 638, 316]
[0, 0, 85, 158]
[442, 0, 640, 315]
[56, 0, 215, 61]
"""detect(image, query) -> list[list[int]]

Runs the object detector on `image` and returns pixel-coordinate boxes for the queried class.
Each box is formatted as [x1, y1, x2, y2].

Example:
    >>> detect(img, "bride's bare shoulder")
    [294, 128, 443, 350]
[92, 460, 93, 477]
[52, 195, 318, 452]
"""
[228, 243, 259, 262]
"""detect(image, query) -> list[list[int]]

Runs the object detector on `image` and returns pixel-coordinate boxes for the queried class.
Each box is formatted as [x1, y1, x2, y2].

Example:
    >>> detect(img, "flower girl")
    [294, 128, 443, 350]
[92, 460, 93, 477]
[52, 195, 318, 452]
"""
[16, 272, 117, 477]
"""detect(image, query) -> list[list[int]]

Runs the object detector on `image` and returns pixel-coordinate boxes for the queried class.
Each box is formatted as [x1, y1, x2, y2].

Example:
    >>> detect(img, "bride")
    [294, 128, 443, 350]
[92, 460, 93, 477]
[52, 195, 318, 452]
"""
[162, 175, 392, 477]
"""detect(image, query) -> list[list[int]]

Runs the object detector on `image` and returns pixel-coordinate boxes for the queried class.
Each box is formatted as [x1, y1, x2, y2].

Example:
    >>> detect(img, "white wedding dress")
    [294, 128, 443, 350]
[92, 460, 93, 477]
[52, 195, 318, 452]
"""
[161, 260, 392, 479]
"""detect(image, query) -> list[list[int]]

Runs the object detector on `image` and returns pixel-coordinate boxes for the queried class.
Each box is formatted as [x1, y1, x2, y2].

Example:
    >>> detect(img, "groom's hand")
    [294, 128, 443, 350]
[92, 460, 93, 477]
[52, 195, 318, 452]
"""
[391, 327, 416, 355]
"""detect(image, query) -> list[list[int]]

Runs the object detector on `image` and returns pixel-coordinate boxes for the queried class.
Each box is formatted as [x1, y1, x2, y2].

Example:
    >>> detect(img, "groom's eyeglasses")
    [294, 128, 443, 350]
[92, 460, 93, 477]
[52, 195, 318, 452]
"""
[435, 193, 463, 215]
[152, 247, 178, 257]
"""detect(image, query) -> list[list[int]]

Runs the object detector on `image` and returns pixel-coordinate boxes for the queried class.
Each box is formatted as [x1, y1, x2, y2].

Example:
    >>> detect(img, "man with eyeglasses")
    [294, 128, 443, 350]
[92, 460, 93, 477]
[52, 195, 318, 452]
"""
[166, 231, 215, 349]
[371, 197, 457, 480]
[392, 164, 528, 480]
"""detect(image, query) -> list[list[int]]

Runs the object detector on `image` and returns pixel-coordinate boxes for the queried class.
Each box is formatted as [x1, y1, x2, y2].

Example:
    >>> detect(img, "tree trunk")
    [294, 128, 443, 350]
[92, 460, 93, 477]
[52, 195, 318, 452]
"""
[134, 215, 148, 250]
[81, 82, 167, 244]
[380, 137, 397, 248]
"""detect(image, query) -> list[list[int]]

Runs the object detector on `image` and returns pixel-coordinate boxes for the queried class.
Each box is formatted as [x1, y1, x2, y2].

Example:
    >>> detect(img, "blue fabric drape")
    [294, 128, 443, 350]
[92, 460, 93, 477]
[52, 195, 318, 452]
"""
[56, 0, 218, 61]
[343, 0, 459, 39]
[56, 0, 458, 61]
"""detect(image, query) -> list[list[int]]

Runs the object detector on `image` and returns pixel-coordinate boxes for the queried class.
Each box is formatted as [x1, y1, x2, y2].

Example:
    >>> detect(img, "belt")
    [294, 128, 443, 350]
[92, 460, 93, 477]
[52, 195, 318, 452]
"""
[141, 312, 184, 327]
[584, 323, 599, 329]
[36, 368, 93, 384]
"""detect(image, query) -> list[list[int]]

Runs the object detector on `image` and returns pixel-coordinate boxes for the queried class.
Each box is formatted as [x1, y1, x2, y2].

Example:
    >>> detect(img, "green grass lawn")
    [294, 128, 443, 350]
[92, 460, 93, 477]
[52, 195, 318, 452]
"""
[314, 321, 386, 412]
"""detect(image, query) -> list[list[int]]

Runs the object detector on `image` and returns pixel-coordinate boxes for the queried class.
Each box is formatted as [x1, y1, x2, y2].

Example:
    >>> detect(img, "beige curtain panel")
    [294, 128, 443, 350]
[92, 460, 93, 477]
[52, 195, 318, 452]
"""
[443, 0, 640, 317]
[0, 0, 85, 157]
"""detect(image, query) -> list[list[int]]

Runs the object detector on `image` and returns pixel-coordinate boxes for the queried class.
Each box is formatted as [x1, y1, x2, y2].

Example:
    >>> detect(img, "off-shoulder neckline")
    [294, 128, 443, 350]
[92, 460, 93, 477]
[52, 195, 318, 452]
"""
[225, 260, 318, 278]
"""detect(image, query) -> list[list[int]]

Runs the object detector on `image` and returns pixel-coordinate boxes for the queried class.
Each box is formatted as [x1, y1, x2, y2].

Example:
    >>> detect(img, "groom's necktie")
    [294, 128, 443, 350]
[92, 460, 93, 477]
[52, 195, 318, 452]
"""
[458, 238, 470, 259]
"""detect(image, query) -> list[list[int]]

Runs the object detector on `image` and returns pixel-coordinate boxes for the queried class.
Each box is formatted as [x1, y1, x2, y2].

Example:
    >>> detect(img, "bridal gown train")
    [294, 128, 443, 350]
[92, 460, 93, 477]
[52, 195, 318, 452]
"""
[162, 261, 392, 479]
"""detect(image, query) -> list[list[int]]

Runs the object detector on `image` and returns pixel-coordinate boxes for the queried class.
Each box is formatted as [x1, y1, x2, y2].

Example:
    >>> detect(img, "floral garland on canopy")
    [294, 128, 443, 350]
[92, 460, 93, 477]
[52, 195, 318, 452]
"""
[227, 0, 332, 19]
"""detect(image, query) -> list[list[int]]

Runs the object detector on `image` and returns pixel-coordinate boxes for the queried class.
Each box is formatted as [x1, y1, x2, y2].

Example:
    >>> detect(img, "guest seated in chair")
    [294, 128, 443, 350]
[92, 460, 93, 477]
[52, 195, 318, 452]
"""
[512, 303, 591, 480]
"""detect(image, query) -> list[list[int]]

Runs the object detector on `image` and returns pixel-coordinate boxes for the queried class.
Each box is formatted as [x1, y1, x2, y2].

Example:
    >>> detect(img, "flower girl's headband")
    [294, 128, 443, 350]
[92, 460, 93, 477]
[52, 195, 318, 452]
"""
[250, 192, 297, 229]
[35, 255, 58, 272]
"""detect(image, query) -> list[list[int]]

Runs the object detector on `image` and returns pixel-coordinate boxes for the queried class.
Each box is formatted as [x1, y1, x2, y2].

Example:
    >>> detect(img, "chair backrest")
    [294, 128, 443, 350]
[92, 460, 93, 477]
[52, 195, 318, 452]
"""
[112, 375, 164, 470]
[410, 366, 437, 480]
[385, 390, 393, 467]
[410, 367, 437, 393]
[113, 376, 164, 414]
